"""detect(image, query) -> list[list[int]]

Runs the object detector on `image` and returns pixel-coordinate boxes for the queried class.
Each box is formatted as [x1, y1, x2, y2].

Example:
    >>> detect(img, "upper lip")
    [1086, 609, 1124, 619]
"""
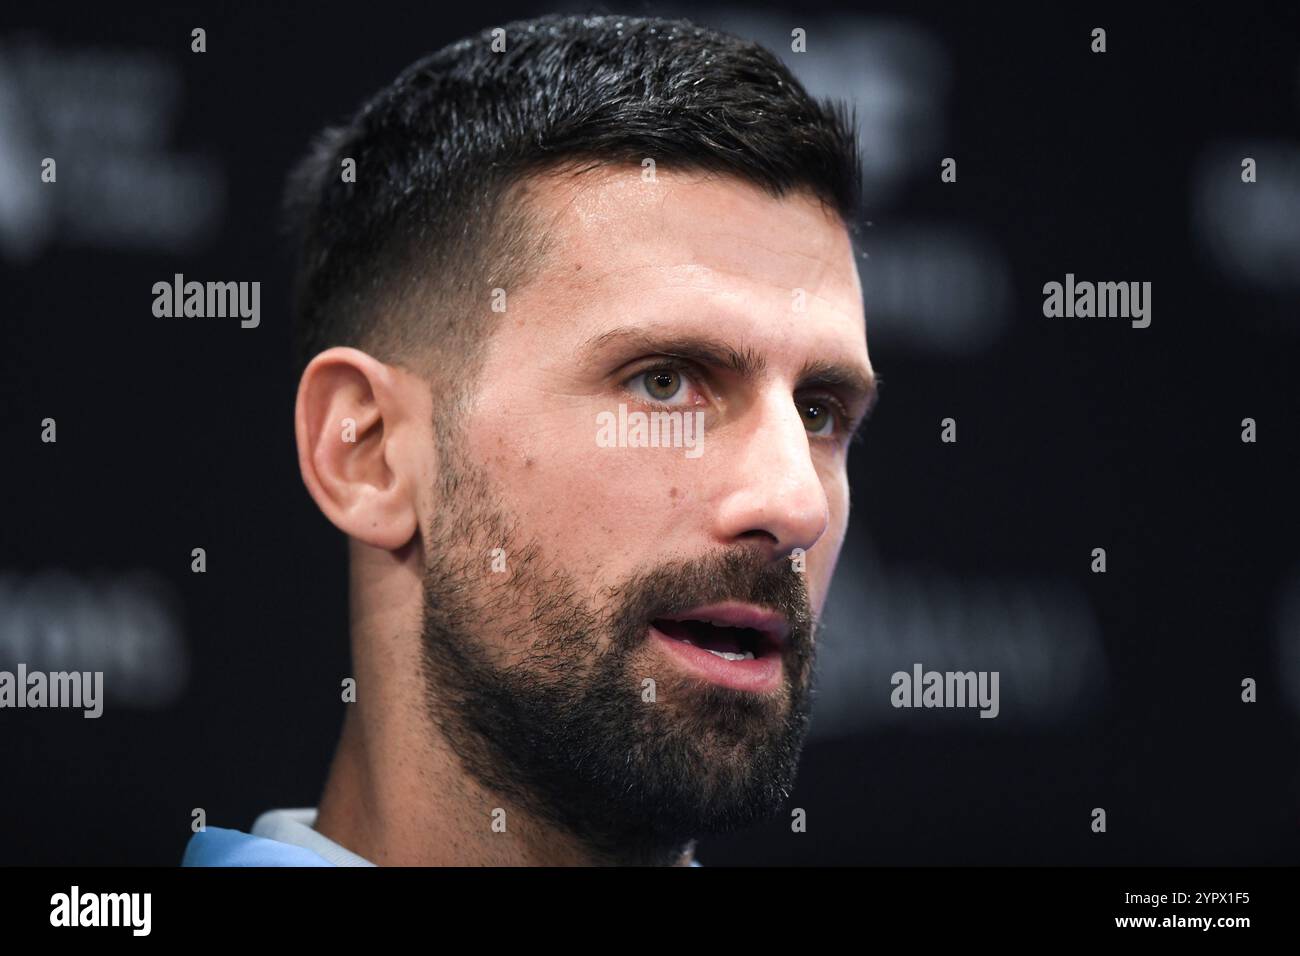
[655, 602, 791, 651]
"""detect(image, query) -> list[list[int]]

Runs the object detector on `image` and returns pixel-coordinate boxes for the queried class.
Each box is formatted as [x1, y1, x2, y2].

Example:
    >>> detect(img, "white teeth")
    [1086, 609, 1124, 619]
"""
[703, 649, 756, 662]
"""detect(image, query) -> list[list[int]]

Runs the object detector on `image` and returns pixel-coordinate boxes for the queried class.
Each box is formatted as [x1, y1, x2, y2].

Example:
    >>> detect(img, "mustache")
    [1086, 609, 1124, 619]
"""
[606, 547, 815, 654]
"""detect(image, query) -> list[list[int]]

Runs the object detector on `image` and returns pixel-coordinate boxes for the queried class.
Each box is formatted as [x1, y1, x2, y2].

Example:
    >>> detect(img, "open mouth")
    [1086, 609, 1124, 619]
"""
[651, 618, 769, 660]
[650, 603, 788, 660]
[647, 603, 788, 692]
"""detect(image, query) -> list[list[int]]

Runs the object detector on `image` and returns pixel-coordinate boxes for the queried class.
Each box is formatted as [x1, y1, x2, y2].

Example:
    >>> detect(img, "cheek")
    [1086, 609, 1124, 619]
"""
[458, 394, 855, 606]
[808, 467, 851, 614]
[460, 404, 686, 569]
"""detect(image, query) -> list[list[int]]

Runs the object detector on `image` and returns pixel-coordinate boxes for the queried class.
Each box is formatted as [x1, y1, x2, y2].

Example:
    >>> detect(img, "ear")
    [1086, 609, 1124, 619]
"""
[294, 347, 424, 550]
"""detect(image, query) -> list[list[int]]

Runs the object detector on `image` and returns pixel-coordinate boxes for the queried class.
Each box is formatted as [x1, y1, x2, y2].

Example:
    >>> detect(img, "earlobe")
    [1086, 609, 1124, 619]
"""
[294, 347, 421, 551]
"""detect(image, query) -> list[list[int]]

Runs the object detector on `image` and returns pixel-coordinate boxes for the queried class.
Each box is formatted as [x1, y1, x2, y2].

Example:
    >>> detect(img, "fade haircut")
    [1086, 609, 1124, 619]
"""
[282, 13, 861, 388]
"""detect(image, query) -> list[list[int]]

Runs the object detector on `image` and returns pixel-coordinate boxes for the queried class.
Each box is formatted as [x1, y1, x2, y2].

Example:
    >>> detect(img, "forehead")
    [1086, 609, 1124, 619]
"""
[507, 165, 868, 359]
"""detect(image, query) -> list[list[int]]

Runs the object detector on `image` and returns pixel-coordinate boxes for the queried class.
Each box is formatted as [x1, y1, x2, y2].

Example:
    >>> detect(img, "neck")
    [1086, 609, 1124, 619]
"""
[314, 541, 696, 866]
[313, 696, 696, 866]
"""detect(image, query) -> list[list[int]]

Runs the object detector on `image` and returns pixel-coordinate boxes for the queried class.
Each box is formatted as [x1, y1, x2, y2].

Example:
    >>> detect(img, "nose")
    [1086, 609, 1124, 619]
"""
[711, 390, 830, 559]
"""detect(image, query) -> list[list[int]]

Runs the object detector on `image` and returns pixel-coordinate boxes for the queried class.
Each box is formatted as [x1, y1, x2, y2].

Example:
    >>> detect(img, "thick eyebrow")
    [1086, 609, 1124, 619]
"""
[798, 359, 881, 422]
[579, 325, 880, 425]
[580, 327, 768, 378]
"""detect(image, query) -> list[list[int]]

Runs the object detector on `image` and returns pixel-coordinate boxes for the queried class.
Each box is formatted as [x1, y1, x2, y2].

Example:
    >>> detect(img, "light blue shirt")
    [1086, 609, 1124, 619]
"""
[182, 807, 703, 866]
[182, 808, 374, 866]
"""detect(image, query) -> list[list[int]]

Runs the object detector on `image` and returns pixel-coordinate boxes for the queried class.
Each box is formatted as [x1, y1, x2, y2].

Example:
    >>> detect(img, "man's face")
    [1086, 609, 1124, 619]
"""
[415, 166, 873, 860]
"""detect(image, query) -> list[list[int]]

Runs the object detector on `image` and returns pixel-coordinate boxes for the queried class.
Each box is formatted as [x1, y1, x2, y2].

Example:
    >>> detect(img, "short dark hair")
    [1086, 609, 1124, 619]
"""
[282, 13, 860, 382]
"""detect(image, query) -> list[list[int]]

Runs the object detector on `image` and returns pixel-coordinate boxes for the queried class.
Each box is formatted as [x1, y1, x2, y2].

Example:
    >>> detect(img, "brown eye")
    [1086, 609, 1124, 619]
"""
[643, 369, 683, 401]
[799, 400, 835, 435]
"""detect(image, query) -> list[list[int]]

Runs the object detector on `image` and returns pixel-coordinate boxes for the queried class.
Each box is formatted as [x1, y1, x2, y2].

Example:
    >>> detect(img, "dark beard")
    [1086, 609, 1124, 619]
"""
[416, 440, 817, 865]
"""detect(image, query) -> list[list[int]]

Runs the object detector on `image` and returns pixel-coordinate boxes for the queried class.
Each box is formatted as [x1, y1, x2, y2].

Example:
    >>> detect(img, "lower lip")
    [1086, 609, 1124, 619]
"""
[649, 624, 784, 692]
